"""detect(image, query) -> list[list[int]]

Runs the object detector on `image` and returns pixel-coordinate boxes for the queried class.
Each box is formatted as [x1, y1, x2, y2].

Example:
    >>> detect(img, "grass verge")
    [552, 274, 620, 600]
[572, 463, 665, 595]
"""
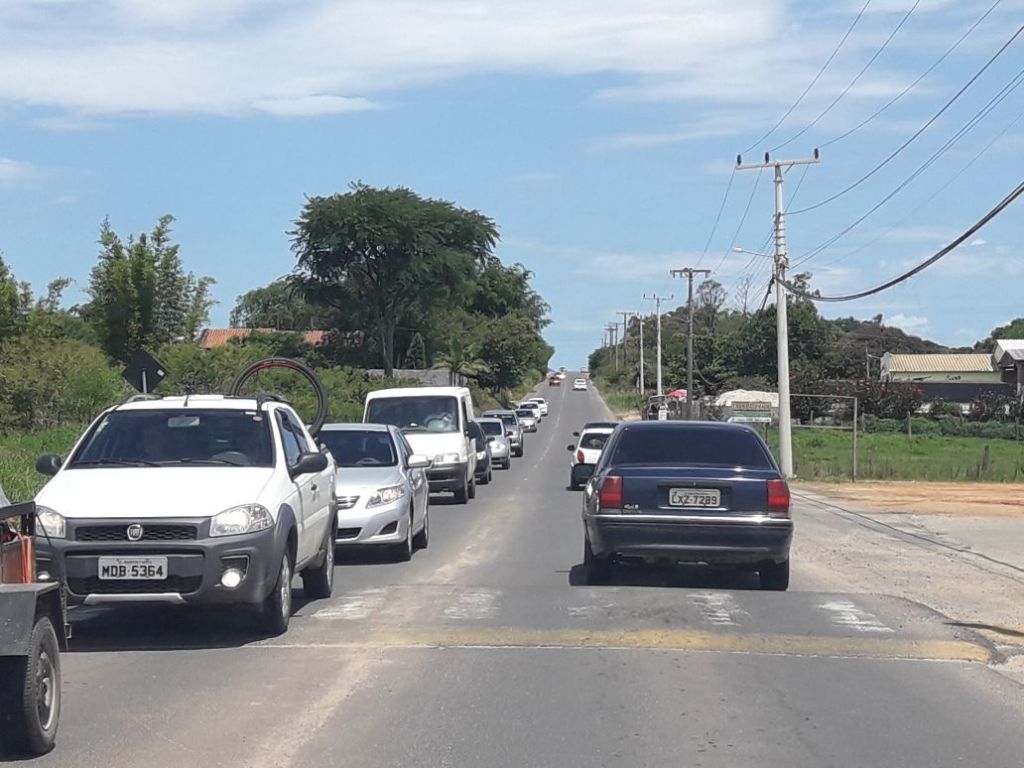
[0, 426, 82, 501]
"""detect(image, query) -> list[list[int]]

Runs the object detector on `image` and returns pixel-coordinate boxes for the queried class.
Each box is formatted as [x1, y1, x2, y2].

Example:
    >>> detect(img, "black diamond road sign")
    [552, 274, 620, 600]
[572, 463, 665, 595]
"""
[122, 350, 168, 394]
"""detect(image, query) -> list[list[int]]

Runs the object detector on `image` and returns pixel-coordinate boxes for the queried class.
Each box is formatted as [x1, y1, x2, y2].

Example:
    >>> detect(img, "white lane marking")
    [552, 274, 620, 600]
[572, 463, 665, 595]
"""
[688, 592, 749, 627]
[566, 603, 617, 618]
[443, 588, 501, 620]
[313, 588, 388, 620]
[819, 600, 895, 634]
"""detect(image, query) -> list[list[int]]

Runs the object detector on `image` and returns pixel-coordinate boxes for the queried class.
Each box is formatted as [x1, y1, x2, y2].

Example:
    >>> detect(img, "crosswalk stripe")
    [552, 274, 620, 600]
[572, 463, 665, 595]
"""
[819, 600, 895, 634]
[687, 592, 749, 627]
[312, 589, 388, 620]
[443, 588, 501, 620]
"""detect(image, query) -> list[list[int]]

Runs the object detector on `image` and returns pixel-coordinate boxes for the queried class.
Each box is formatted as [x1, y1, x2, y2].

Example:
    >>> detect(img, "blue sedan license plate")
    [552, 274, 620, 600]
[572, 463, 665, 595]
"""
[668, 489, 720, 508]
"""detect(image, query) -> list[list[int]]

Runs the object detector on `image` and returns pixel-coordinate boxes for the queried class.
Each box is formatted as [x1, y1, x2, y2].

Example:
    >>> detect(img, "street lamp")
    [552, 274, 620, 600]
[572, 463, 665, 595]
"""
[734, 244, 793, 479]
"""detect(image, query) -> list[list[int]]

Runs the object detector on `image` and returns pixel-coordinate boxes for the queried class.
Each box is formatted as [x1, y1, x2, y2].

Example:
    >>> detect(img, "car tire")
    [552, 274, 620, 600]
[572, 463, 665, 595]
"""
[515, 446, 524, 458]
[453, 478, 469, 504]
[583, 537, 611, 585]
[0, 616, 61, 755]
[413, 509, 429, 550]
[260, 549, 293, 636]
[759, 559, 790, 591]
[301, 517, 336, 600]
[468, 475, 477, 500]
[393, 510, 414, 561]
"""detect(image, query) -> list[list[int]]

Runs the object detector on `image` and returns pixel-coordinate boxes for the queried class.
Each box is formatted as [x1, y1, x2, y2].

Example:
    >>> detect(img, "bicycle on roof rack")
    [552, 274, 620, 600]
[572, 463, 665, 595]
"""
[230, 357, 329, 438]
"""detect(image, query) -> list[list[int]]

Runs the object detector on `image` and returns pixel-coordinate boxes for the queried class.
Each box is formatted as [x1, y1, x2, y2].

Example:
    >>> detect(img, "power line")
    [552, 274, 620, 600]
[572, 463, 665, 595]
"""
[740, 0, 873, 154]
[770, 0, 922, 153]
[714, 168, 763, 271]
[814, 103, 1024, 270]
[821, 0, 1003, 149]
[792, 63, 1024, 268]
[789, 22, 1024, 216]
[781, 178, 1024, 302]
[696, 167, 736, 267]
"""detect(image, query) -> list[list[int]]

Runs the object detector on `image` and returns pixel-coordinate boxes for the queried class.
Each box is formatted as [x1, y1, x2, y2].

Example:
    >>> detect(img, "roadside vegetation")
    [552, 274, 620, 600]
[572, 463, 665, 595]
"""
[0, 184, 553, 500]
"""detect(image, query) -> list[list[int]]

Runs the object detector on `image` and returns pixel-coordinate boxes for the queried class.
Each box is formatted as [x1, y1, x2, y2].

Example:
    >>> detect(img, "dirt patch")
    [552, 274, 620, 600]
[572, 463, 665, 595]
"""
[796, 481, 1024, 517]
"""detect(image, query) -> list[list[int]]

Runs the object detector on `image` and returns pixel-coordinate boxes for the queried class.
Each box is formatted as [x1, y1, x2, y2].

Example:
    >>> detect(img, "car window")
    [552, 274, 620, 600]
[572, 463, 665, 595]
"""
[69, 409, 275, 468]
[276, 412, 305, 467]
[366, 395, 459, 434]
[320, 430, 398, 467]
[515, 409, 534, 419]
[611, 427, 773, 469]
[480, 420, 504, 436]
[580, 432, 610, 450]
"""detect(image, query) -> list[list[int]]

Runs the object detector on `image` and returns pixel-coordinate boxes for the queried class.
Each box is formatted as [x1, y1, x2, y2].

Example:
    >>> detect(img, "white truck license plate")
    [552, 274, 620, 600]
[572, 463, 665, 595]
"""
[98, 556, 168, 580]
[668, 489, 721, 508]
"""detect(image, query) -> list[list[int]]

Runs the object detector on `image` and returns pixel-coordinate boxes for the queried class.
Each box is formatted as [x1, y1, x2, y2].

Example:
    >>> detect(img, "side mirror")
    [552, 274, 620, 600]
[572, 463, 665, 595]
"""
[487, 436, 497, 443]
[290, 451, 329, 479]
[567, 444, 575, 451]
[572, 431, 580, 437]
[506, 429, 515, 437]
[407, 454, 432, 469]
[36, 454, 63, 477]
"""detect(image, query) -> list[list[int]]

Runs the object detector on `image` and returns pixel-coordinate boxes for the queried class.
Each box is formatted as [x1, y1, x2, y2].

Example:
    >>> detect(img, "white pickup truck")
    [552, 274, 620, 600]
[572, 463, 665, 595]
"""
[31, 393, 338, 635]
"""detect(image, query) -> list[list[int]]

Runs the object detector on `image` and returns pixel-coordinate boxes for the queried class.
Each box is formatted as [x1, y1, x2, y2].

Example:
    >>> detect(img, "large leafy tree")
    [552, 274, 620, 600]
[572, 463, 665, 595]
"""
[230, 279, 324, 330]
[84, 216, 215, 361]
[291, 183, 498, 376]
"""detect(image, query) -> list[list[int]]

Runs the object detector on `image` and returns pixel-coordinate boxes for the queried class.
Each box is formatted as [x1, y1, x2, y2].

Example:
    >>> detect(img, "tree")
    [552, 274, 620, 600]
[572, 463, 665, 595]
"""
[695, 279, 726, 333]
[84, 216, 215, 361]
[977, 317, 1024, 350]
[433, 335, 489, 385]
[230, 279, 323, 330]
[475, 314, 553, 396]
[291, 183, 498, 376]
[0, 256, 24, 339]
[403, 332, 428, 369]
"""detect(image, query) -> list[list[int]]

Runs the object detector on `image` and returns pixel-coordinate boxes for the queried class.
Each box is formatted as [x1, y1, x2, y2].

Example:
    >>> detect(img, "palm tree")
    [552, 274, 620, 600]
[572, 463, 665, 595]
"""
[433, 335, 489, 385]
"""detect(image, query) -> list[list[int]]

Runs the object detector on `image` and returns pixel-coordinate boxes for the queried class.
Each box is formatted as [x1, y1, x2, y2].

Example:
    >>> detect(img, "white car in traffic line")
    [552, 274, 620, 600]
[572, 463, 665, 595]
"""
[319, 423, 430, 561]
[526, 397, 549, 417]
[573, 379, 588, 391]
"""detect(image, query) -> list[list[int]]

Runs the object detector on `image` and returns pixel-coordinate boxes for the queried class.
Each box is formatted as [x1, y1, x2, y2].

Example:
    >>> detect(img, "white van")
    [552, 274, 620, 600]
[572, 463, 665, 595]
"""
[363, 387, 478, 503]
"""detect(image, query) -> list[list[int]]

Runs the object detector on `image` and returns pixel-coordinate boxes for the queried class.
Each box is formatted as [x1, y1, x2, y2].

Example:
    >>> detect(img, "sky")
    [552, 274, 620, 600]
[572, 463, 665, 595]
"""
[1, 0, 1023, 367]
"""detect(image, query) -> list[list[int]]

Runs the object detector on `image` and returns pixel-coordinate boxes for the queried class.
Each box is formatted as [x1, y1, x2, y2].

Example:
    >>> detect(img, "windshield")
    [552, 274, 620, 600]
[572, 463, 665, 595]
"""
[480, 420, 504, 436]
[610, 427, 773, 469]
[70, 409, 275, 468]
[320, 430, 397, 467]
[515, 409, 534, 419]
[579, 432, 610, 451]
[366, 395, 459, 433]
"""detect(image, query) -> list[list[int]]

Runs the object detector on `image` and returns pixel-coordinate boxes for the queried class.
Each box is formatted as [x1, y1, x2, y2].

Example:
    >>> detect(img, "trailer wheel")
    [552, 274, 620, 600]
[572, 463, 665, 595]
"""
[0, 615, 61, 755]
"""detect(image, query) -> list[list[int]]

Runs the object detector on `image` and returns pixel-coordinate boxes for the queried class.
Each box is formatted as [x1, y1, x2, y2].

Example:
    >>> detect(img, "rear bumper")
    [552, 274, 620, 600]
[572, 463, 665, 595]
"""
[428, 462, 468, 492]
[584, 513, 793, 565]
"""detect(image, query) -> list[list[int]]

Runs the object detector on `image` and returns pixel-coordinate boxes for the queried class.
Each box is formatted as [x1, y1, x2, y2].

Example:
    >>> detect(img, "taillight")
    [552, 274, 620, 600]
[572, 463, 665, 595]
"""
[576, 449, 585, 464]
[767, 479, 791, 518]
[599, 475, 623, 510]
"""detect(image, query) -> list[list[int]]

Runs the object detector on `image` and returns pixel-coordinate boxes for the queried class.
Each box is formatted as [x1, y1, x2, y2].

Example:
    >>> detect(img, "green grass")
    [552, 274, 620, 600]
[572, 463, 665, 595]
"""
[0, 426, 82, 501]
[757, 426, 1024, 482]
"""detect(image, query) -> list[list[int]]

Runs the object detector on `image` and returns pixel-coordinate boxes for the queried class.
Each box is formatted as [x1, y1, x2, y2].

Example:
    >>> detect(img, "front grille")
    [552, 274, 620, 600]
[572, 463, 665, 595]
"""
[337, 496, 360, 510]
[336, 527, 361, 540]
[67, 575, 202, 595]
[76, 524, 197, 542]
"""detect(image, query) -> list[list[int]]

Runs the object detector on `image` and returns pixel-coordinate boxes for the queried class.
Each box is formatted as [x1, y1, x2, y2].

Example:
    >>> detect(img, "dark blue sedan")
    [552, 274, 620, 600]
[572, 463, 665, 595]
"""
[581, 421, 793, 589]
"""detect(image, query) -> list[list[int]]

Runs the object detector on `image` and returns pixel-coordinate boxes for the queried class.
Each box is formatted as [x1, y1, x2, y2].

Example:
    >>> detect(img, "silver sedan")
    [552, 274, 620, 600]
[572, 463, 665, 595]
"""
[319, 423, 431, 561]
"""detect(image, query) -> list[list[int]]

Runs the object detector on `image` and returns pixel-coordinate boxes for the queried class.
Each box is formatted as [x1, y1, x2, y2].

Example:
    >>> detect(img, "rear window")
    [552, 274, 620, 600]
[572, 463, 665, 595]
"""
[480, 421, 504, 436]
[320, 430, 397, 468]
[515, 410, 534, 418]
[579, 432, 610, 450]
[610, 427, 773, 469]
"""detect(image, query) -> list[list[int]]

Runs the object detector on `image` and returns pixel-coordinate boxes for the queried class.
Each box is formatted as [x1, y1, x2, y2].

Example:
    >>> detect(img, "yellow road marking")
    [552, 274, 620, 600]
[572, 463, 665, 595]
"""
[265, 626, 992, 663]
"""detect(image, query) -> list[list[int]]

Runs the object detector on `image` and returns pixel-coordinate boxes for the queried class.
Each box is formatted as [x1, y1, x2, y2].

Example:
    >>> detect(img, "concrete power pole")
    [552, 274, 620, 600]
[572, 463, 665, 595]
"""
[670, 267, 711, 420]
[638, 313, 645, 395]
[643, 293, 673, 397]
[617, 311, 636, 384]
[737, 149, 820, 478]
[606, 324, 619, 370]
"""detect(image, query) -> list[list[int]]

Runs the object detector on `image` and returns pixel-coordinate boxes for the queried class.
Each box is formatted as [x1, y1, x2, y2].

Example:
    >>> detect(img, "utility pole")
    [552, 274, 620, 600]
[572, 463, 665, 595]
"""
[617, 311, 636, 383]
[670, 267, 711, 420]
[737, 149, 821, 478]
[606, 323, 619, 370]
[638, 313, 645, 395]
[643, 293, 673, 397]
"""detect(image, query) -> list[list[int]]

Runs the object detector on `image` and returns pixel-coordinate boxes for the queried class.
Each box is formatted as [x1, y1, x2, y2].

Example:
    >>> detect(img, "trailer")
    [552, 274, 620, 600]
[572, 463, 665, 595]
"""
[0, 500, 67, 756]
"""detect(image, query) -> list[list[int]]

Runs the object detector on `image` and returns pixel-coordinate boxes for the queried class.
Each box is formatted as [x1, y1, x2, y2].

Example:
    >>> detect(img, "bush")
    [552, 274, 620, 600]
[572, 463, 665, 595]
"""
[0, 337, 126, 433]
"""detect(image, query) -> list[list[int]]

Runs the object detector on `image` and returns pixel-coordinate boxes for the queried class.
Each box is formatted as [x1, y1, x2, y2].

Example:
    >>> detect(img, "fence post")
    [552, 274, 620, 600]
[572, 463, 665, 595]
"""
[852, 397, 858, 483]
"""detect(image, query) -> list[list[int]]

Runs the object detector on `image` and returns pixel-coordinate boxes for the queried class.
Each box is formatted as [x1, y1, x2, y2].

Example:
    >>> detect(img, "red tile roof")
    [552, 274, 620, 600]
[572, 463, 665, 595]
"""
[198, 328, 328, 349]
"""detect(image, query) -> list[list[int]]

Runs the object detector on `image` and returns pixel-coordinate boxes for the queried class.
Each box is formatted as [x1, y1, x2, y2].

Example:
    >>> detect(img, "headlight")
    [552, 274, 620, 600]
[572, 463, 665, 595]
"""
[367, 485, 406, 507]
[210, 504, 273, 537]
[433, 453, 462, 465]
[35, 506, 66, 539]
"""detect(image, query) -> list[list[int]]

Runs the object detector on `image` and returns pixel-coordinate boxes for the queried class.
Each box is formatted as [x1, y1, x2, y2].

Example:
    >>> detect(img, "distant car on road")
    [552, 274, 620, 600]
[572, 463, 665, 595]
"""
[572, 379, 588, 391]
[320, 424, 431, 561]
[515, 408, 538, 432]
[478, 418, 512, 469]
[548, 375, 562, 386]
[517, 401, 543, 422]
[481, 410, 524, 458]
[581, 421, 793, 590]
[567, 425, 614, 490]
[526, 397, 549, 417]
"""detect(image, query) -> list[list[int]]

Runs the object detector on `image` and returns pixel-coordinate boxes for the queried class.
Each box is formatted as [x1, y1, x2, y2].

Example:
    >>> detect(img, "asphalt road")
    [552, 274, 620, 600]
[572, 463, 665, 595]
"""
[19, 378, 1024, 767]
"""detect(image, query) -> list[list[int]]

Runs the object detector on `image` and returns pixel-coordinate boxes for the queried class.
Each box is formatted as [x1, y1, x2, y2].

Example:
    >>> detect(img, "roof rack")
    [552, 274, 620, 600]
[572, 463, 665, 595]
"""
[121, 393, 163, 405]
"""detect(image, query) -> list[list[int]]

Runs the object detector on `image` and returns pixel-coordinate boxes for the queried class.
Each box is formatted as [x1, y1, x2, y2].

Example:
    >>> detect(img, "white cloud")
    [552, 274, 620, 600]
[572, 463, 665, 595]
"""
[0, 0, 945, 123]
[886, 313, 930, 334]
[0, 157, 36, 185]
[969, 238, 986, 247]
